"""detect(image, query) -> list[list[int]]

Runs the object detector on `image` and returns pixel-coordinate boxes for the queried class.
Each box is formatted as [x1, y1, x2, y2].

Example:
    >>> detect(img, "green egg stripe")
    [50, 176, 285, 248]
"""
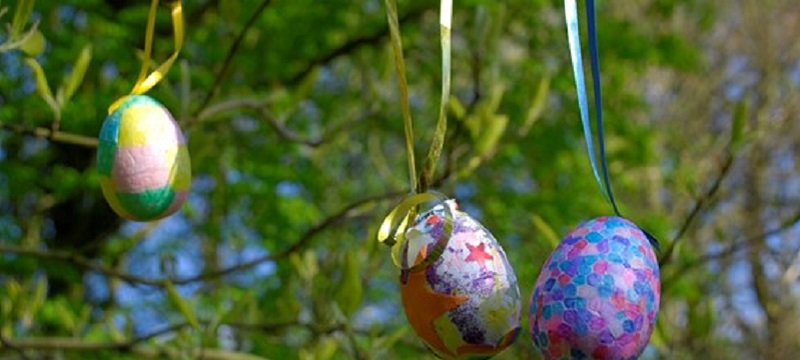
[116, 185, 176, 221]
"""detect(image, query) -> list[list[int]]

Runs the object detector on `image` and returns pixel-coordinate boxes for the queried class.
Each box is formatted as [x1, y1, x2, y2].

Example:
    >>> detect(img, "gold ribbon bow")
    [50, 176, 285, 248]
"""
[108, 0, 184, 114]
[377, 191, 454, 273]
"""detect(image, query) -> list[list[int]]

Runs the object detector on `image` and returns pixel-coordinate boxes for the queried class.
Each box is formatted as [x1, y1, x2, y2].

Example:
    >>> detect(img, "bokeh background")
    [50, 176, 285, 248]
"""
[1, 0, 799, 359]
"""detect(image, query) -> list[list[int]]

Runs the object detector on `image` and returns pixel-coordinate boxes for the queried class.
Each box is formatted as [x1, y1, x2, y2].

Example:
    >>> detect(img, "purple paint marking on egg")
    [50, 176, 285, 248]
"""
[400, 200, 522, 359]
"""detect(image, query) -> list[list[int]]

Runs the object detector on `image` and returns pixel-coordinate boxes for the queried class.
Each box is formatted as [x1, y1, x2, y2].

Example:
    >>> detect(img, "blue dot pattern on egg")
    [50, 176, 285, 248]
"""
[529, 216, 660, 360]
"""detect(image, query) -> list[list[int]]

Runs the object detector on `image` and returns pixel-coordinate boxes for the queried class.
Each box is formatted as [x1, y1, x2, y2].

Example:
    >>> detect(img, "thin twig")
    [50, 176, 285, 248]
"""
[0, 244, 163, 286]
[257, 107, 322, 147]
[0, 336, 266, 360]
[0, 319, 368, 359]
[194, 96, 323, 147]
[283, 5, 433, 87]
[0, 120, 98, 148]
[176, 191, 402, 285]
[0, 332, 29, 360]
[659, 151, 735, 266]
[193, 0, 274, 118]
[664, 209, 800, 281]
[0, 191, 402, 288]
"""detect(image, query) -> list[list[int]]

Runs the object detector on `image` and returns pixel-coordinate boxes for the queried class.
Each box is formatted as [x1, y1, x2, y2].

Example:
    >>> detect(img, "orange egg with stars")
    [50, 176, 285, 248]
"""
[399, 200, 521, 359]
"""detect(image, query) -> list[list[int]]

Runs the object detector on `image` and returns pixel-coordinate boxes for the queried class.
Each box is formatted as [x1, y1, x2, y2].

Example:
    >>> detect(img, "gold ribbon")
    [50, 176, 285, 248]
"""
[108, 0, 184, 114]
[377, 191, 454, 273]
[379, 0, 455, 273]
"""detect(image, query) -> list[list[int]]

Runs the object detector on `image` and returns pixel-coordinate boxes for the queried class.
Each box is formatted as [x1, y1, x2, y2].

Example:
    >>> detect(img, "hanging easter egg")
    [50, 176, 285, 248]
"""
[529, 216, 660, 359]
[399, 200, 521, 359]
[97, 95, 191, 221]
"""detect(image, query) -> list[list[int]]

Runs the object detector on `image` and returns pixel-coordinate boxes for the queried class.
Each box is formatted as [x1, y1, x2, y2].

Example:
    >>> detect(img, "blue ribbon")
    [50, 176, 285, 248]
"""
[565, 0, 605, 200]
[564, 0, 661, 252]
[585, 0, 621, 217]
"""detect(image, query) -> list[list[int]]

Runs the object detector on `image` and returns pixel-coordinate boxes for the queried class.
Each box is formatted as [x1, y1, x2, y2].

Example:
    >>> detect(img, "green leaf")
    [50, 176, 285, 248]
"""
[531, 214, 560, 249]
[475, 114, 507, 156]
[164, 281, 200, 330]
[221, 289, 256, 323]
[19, 28, 45, 57]
[372, 326, 408, 351]
[29, 277, 47, 316]
[59, 44, 92, 106]
[313, 337, 338, 360]
[520, 75, 550, 136]
[23, 57, 59, 115]
[334, 252, 363, 317]
[10, 0, 36, 40]
[448, 95, 466, 119]
[290, 250, 319, 282]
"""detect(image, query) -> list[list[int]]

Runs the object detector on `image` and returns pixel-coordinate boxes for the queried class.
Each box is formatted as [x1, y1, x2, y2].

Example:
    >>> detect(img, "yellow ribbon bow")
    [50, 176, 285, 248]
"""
[108, 0, 184, 114]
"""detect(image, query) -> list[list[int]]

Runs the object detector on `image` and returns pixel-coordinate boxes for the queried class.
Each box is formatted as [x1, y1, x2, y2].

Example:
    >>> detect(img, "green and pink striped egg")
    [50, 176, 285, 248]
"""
[97, 95, 191, 221]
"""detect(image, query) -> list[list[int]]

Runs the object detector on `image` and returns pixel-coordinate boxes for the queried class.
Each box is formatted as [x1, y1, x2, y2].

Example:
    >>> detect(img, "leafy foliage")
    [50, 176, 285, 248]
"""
[1, 0, 800, 359]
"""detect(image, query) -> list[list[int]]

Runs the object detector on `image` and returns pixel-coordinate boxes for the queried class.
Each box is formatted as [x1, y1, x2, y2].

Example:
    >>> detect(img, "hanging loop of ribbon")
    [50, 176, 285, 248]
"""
[564, 0, 619, 215]
[420, 0, 452, 191]
[564, 0, 661, 252]
[383, 0, 418, 193]
[584, 0, 620, 217]
[565, 0, 606, 203]
[108, 0, 184, 114]
[377, 191, 454, 273]
[378, 0, 455, 270]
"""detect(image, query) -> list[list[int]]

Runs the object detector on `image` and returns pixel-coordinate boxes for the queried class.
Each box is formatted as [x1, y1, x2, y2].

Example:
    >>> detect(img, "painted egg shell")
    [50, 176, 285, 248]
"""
[97, 95, 191, 221]
[400, 200, 521, 359]
[529, 216, 660, 360]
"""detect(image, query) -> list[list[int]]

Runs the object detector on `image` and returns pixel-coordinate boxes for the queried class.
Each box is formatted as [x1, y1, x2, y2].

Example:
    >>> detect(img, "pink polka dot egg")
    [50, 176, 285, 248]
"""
[97, 95, 191, 221]
[529, 216, 660, 359]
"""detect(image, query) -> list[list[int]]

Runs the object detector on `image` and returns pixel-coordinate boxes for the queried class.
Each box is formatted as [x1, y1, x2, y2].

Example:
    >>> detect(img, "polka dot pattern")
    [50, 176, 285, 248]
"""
[529, 216, 660, 359]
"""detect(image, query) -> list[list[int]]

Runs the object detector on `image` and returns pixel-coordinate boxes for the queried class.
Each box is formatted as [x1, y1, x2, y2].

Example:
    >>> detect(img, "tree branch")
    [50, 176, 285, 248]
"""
[193, 0, 275, 119]
[0, 244, 163, 286]
[663, 208, 800, 283]
[0, 319, 371, 359]
[0, 336, 267, 360]
[0, 191, 403, 287]
[0, 332, 29, 360]
[194, 96, 323, 147]
[282, 4, 434, 87]
[0, 120, 98, 148]
[176, 190, 403, 285]
[659, 150, 735, 267]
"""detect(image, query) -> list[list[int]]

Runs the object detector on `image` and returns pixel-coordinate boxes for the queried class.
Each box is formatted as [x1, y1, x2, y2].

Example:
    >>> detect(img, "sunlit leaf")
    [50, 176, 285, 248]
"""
[10, 0, 36, 40]
[165, 281, 200, 330]
[23, 57, 59, 115]
[334, 252, 363, 317]
[19, 28, 45, 57]
[59, 44, 92, 106]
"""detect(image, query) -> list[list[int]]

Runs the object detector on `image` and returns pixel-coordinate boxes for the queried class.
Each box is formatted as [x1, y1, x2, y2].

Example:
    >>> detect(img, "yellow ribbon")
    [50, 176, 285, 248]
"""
[378, 0, 455, 274]
[108, 0, 184, 114]
[377, 191, 454, 273]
